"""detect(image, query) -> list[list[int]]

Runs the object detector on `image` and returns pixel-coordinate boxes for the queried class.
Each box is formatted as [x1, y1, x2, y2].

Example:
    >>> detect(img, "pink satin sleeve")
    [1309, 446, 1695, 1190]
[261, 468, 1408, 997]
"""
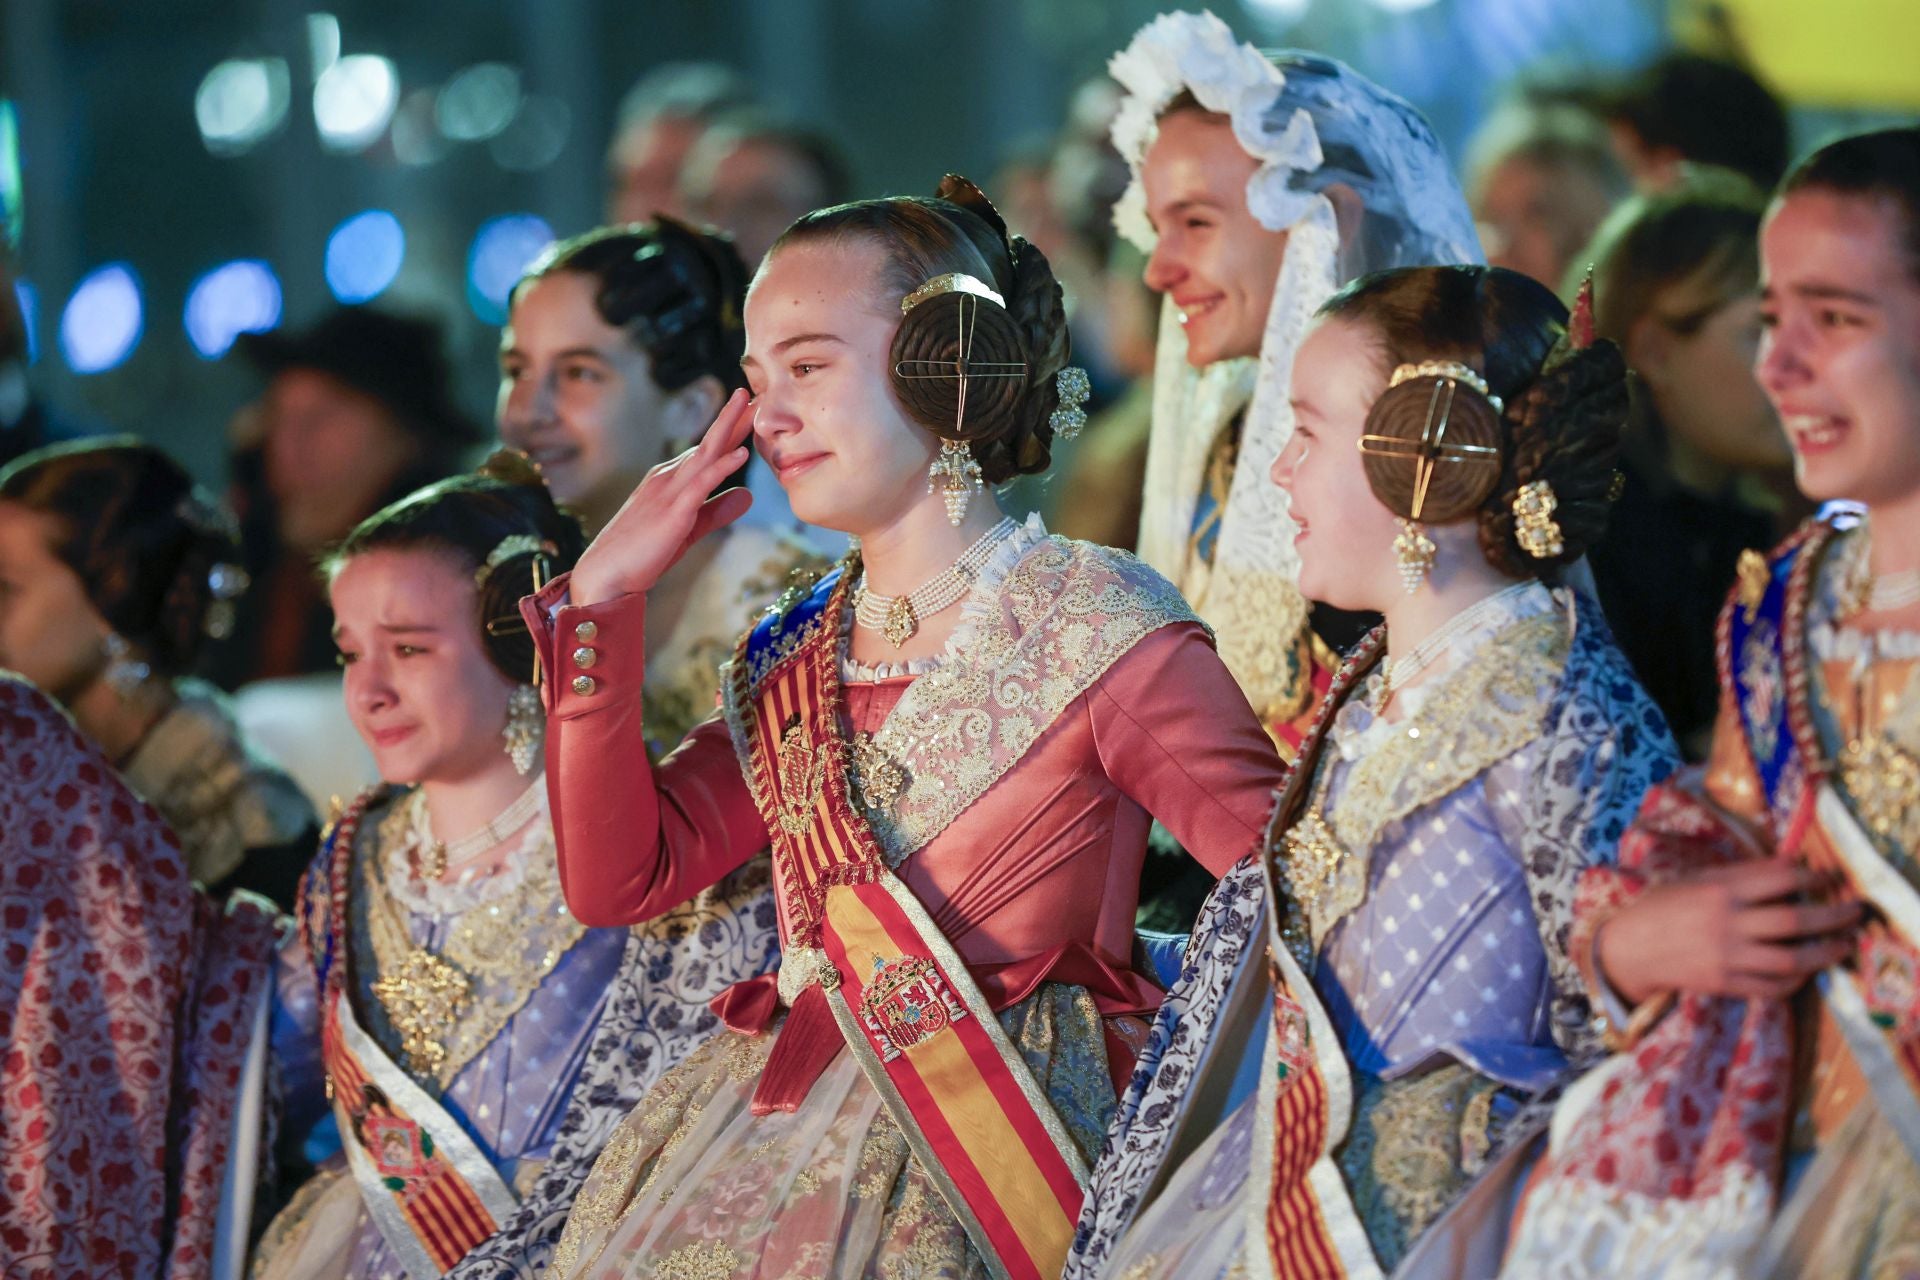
[520, 571, 771, 928]
[1088, 621, 1282, 877]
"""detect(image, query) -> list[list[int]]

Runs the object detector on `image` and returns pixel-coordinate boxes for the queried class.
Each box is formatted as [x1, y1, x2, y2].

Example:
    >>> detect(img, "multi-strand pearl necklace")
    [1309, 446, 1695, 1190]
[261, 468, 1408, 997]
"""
[1376, 581, 1536, 709]
[411, 778, 546, 880]
[854, 516, 1017, 648]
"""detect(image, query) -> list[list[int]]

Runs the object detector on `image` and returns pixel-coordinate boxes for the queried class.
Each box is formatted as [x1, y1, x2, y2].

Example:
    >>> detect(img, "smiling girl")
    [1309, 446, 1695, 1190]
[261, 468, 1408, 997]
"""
[525, 176, 1283, 1279]
[1072, 265, 1678, 1279]
[499, 220, 821, 753]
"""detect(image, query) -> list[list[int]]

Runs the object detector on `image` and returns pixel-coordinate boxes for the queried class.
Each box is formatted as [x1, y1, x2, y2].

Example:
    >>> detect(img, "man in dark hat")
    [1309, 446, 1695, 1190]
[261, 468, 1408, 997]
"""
[211, 306, 480, 687]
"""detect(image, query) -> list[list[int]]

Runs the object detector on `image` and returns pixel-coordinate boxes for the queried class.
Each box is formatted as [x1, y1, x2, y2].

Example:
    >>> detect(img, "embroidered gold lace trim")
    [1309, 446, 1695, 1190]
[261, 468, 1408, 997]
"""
[1279, 608, 1568, 952]
[363, 796, 588, 1089]
[861, 537, 1201, 865]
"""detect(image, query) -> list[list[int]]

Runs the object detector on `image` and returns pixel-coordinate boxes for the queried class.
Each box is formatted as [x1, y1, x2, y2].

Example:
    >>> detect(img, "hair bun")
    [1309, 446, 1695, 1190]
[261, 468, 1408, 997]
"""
[1479, 338, 1628, 575]
[1359, 374, 1505, 523]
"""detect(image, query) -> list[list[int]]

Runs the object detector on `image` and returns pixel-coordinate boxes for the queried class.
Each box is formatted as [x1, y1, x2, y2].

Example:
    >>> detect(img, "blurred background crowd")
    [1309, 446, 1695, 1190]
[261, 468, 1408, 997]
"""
[1, 0, 1916, 812]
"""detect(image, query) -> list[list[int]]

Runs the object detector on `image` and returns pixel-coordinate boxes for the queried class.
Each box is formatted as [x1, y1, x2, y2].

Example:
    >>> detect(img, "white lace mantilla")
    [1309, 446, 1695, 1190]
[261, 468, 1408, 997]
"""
[1110, 11, 1484, 724]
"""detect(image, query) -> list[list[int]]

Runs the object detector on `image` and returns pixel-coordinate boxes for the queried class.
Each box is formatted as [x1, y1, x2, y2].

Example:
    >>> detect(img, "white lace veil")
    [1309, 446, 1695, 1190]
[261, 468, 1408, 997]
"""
[1110, 12, 1483, 719]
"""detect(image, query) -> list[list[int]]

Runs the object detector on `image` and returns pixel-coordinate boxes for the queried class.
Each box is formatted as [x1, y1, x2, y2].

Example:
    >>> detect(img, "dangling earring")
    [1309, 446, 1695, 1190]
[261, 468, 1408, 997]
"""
[1394, 519, 1436, 594]
[928, 439, 984, 527]
[102, 633, 153, 698]
[503, 684, 543, 775]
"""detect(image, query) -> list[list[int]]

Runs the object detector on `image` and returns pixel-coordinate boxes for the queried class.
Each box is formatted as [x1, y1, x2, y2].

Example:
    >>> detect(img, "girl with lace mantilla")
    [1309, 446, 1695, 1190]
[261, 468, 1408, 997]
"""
[1109, 12, 1483, 755]
[1071, 267, 1678, 1280]
[254, 456, 777, 1279]
[524, 177, 1282, 1280]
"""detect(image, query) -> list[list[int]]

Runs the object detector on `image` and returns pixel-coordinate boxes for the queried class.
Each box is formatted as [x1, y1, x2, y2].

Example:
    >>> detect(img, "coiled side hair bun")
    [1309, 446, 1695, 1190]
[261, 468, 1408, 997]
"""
[775, 173, 1073, 484]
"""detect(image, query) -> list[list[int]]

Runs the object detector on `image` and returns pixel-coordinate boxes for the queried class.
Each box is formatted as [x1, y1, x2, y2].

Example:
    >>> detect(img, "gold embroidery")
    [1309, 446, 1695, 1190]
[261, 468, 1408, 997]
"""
[1118, 1258, 1165, 1280]
[848, 731, 907, 815]
[653, 1239, 744, 1280]
[774, 715, 828, 836]
[362, 793, 588, 1088]
[550, 1122, 645, 1277]
[792, 1167, 822, 1196]
[1274, 609, 1568, 950]
[857, 537, 1201, 866]
[1840, 733, 1920, 846]
[1736, 548, 1770, 623]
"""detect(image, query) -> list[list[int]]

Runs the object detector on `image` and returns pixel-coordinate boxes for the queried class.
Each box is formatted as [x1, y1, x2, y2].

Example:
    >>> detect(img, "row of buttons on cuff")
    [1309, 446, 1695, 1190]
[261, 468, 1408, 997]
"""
[570, 619, 598, 696]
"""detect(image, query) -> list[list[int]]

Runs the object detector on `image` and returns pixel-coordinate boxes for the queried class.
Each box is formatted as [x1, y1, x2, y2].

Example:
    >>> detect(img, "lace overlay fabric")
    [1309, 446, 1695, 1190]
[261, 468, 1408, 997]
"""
[548, 982, 1116, 1280]
[359, 790, 590, 1091]
[824, 519, 1203, 867]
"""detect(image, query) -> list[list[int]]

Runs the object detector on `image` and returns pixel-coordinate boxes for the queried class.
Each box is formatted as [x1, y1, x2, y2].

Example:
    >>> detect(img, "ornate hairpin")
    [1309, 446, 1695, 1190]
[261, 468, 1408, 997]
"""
[899, 272, 1006, 314]
[1513, 480, 1565, 559]
[1361, 363, 1504, 522]
[1049, 366, 1091, 440]
[476, 534, 558, 585]
[202, 562, 250, 640]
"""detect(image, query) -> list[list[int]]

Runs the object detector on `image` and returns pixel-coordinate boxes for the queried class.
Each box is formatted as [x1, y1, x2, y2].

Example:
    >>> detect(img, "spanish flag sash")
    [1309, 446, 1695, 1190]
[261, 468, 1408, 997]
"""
[301, 794, 519, 1275]
[723, 564, 1090, 1280]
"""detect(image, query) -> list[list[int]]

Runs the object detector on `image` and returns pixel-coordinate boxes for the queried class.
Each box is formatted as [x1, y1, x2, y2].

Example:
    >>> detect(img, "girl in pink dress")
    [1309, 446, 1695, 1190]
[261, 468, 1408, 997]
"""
[527, 177, 1284, 1280]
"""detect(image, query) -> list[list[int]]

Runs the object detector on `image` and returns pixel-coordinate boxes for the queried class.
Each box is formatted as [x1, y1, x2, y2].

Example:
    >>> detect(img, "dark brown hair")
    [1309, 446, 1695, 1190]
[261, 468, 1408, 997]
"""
[325, 451, 586, 684]
[1780, 126, 1920, 283]
[516, 217, 751, 394]
[1321, 265, 1628, 578]
[0, 437, 240, 676]
[769, 175, 1071, 485]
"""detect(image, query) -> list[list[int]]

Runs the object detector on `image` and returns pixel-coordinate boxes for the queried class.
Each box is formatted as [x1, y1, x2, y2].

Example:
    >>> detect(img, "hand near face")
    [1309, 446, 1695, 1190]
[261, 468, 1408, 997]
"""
[568, 389, 755, 607]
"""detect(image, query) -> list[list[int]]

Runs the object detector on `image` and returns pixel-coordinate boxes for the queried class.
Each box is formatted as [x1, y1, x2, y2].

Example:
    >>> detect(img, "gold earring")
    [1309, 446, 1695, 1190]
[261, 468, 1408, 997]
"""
[1394, 519, 1436, 593]
[928, 439, 983, 526]
[503, 684, 543, 775]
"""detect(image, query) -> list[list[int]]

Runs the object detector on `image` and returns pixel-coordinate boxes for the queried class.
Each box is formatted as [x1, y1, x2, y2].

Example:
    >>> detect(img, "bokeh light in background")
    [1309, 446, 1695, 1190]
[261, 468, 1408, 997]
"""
[490, 95, 573, 172]
[390, 89, 451, 167]
[1242, 0, 1311, 26]
[1, 101, 21, 250]
[1370, 0, 1443, 11]
[437, 64, 523, 143]
[195, 59, 291, 156]
[325, 210, 406, 303]
[313, 54, 399, 153]
[60, 264, 144, 374]
[466, 214, 553, 324]
[15, 282, 37, 365]
[183, 260, 282, 358]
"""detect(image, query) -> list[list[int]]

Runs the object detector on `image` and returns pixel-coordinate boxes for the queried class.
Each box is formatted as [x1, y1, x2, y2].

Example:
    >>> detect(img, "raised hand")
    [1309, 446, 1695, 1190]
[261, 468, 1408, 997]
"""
[569, 389, 756, 606]
[1596, 860, 1862, 1005]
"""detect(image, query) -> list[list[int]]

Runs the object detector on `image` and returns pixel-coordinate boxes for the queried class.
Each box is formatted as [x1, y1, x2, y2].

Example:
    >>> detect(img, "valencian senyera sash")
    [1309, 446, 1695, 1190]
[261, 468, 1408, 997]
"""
[1726, 515, 1920, 1153]
[719, 562, 1090, 1280]
[1248, 630, 1392, 1280]
[301, 793, 519, 1275]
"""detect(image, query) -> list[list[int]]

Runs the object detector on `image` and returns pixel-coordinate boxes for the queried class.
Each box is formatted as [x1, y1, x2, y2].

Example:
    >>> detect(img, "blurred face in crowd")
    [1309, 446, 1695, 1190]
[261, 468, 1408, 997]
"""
[1757, 188, 1920, 509]
[499, 271, 718, 535]
[608, 113, 704, 224]
[1628, 267, 1788, 473]
[742, 239, 938, 535]
[1270, 316, 1412, 612]
[263, 369, 420, 552]
[0, 501, 111, 703]
[331, 547, 519, 787]
[1140, 108, 1290, 368]
[685, 135, 833, 270]
[1475, 153, 1618, 293]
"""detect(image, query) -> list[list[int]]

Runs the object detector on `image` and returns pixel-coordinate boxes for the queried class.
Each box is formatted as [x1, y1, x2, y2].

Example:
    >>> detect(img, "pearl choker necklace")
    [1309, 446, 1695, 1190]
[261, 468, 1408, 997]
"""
[1377, 582, 1537, 709]
[854, 517, 1017, 648]
[1840, 524, 1920, 617]
[411, 778, 546, 880]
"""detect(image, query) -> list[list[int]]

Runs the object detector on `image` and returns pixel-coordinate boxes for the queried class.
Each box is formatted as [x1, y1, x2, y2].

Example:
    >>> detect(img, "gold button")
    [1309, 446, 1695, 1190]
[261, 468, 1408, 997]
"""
[574, 620, 598, 641]
[572, 646, 598, 669]
[571, 675, 596, 696]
